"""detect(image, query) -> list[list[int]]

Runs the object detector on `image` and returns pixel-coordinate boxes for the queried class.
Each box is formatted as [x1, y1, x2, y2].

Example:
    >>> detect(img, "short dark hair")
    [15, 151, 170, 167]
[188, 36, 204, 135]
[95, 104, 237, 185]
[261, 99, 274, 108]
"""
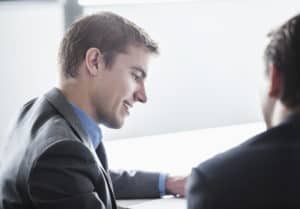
[58, 12, 159, 78]
[264, 13, 300, 108]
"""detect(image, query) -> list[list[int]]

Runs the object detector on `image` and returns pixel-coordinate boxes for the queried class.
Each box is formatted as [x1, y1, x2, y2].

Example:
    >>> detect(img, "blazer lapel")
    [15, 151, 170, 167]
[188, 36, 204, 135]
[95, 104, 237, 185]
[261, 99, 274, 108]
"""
[44, 88, 117, 208]
[96, 142, 108, 170]
[95, 142, 117, 202]
[89, 145, 117, 209]
[44, 88, 92, 149]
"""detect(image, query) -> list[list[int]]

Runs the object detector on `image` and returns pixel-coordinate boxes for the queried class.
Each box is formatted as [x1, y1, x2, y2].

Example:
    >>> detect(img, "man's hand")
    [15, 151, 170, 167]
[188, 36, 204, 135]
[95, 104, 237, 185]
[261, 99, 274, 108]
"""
[166, 175, 187, 197]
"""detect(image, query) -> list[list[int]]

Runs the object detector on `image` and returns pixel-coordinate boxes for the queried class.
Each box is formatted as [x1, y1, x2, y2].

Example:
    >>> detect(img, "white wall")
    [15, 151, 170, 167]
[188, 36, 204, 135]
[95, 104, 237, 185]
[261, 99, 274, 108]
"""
[0, 1, 299, 142]
[85, 1, 300, 140]
[0, 2, 63, 142]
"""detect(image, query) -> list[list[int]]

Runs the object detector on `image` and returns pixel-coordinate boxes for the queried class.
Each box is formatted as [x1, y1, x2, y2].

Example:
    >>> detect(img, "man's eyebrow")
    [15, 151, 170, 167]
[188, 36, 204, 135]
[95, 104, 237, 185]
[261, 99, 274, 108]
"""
[131, 66, 147, 79]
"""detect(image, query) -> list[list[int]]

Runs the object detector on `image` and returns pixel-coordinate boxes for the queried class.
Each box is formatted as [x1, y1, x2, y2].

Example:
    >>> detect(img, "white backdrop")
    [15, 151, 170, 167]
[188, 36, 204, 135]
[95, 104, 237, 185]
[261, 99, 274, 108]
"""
[0, 2, 63, 142]
[0, 1, 299, 142]
[85, 1, 300, 139]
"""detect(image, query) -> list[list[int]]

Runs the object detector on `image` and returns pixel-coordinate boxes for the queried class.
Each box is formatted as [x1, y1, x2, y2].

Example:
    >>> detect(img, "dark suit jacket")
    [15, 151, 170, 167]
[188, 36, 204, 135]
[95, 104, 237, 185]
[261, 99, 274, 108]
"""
[0, 88, 161, 209]
[187, 115, 300, 209]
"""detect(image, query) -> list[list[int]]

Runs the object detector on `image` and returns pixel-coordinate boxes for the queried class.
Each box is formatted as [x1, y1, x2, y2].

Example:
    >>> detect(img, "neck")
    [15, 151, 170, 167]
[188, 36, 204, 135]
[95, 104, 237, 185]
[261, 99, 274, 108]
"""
[270, 101, 300, 128]
[58, 77, 98, 123]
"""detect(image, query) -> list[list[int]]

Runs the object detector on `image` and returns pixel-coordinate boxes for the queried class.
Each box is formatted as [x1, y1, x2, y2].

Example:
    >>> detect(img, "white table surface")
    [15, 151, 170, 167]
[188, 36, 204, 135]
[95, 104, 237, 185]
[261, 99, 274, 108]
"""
[118, 197, 186, 209]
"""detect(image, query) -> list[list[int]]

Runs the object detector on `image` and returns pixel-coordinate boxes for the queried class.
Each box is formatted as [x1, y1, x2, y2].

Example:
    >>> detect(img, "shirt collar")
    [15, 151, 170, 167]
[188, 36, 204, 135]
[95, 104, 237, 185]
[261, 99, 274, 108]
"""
[70, 103, 102, 149]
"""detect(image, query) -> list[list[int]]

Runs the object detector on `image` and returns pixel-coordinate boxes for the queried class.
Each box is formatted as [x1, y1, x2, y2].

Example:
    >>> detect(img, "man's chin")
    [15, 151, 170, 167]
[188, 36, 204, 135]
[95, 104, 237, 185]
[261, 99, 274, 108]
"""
[104, 118, 124, 129]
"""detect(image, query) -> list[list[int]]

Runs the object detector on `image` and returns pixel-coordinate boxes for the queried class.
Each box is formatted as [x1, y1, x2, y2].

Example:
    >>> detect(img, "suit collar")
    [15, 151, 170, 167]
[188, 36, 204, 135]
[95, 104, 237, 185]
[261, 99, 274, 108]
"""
[44, 87, 92, 149]
[70, 102, 102, 149]
[43, 88, 117, 207]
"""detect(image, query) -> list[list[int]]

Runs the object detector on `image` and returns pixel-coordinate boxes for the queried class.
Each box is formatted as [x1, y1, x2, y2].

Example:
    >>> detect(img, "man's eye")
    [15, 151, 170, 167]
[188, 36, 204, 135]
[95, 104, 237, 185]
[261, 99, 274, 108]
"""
[132, 73, 141, 81]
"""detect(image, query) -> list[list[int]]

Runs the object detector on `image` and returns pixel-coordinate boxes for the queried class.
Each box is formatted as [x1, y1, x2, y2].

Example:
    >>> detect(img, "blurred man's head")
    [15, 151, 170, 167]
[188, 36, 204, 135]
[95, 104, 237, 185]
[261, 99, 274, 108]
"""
[58, 12, 159, 128]
[262, 14, 300, 128]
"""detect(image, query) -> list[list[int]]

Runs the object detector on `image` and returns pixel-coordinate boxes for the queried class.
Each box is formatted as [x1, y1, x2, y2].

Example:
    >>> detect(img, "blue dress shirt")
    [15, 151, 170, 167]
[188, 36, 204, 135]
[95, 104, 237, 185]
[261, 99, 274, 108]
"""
[70, 103, 101, 148]
[70, 103, 167, 196]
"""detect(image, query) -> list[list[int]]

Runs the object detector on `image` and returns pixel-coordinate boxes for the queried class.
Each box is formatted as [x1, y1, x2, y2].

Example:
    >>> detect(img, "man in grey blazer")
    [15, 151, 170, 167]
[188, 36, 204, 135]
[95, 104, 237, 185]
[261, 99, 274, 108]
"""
[187, 13, 300, 208]
[0, 12, 185, 209]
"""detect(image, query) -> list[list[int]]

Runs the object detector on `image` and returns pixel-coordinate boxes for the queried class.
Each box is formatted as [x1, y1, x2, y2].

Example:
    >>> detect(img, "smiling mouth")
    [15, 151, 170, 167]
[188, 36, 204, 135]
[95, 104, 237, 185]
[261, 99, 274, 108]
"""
[123, 101, 133, 115]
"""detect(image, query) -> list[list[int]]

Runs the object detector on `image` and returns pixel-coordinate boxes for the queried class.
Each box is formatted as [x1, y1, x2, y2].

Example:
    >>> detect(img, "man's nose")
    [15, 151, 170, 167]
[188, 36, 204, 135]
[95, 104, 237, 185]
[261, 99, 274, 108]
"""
[134, 83, 147, 103]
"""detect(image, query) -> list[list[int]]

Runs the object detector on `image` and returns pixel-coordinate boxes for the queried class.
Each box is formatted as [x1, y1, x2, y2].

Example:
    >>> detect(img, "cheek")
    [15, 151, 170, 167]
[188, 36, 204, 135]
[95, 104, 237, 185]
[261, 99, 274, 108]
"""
[113, 82, 133, 108]
[119, 78, 136, 96]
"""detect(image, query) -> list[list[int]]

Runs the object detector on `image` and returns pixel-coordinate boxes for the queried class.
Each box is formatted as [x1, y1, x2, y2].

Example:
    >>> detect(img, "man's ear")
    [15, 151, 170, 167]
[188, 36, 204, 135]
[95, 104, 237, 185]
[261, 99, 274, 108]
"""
[85, 48, 104, 76]
[269, 64, 282, 98]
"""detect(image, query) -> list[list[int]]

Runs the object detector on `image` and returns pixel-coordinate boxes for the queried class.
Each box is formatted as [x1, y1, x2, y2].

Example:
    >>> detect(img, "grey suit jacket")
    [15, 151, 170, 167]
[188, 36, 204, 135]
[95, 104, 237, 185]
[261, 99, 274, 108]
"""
[0, 88, 161, 209]
[187, 114, 300, 209]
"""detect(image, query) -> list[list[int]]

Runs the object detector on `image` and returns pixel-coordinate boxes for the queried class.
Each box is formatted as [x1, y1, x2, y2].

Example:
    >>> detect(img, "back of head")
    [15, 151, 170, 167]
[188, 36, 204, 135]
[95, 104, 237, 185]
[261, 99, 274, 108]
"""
[58, 12, 159, 78]
[264, 13, 300, 108]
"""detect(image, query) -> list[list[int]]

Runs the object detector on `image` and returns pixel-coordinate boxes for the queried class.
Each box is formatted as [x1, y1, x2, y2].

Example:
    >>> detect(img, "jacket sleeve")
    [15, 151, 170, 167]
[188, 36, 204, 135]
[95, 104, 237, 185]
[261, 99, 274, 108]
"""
[109, 169, 161, 199]
[28, 140, 109, 209]
[187, 168, 209, 209]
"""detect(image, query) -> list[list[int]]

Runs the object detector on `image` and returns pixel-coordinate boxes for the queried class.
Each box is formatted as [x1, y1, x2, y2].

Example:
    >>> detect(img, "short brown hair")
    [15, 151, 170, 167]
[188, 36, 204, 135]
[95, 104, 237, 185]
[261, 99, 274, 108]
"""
[58, 12, 159, 78]
[264, 13, 300, 108]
